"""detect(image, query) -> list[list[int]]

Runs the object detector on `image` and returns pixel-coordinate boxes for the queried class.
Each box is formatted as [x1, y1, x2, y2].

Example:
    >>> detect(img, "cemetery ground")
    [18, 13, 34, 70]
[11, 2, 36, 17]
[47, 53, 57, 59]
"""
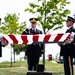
[0, 60, 75, 75]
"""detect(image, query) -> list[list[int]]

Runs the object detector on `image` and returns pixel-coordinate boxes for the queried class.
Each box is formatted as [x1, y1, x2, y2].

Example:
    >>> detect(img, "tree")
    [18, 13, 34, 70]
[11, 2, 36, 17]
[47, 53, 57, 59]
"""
[0, 13, 26, 34]
[25, 0, 70, 33]
[12, 44, 25, 55]
[24, 0, 70, 69]
[0, 13, 26, 64]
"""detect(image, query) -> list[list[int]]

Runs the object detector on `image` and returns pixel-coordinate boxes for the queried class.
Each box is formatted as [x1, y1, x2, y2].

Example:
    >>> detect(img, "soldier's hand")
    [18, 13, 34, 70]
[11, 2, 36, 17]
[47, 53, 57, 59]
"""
[63, 32, 74, 44]
[1, 39, 8, 46]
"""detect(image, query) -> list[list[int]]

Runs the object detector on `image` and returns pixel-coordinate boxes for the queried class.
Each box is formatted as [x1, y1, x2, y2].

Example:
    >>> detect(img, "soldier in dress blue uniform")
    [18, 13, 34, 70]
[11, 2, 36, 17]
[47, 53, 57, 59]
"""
[0, 18, 2, 57]
[0, 40, 5, 57]
[22, 18, 44, 71]
[59, 16, 75, 75]
[0, 18, 7, 57]
[0, 41, 2, 57]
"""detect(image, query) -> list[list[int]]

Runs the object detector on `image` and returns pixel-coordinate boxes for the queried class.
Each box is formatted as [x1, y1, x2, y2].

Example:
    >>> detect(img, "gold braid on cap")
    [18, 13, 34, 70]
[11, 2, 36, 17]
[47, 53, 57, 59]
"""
[30, 19, 37, 22]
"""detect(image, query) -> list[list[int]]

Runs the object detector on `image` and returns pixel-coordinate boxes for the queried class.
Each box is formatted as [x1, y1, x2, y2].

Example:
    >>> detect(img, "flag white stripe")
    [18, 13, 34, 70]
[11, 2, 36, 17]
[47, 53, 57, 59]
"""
[49, 34, 57, 42]
[3, 35, 13, 44]
[38, 34, 45, 42]
[59, 33, 70, 42]
[27, 35, 33, 44]
[15, 35, 23, 44]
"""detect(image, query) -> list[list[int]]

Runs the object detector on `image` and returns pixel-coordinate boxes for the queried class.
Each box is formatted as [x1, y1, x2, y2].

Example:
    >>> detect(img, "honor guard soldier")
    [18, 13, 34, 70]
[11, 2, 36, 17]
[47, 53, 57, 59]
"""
[0, 18, 8, 57]
[0, 39, 2, 57]
[58, 16, 75, 75]
[0, 38, 6, 57]
[0, 18, 2, 57]
[0, 18, 3, 57]
[22, 18, 44, 71]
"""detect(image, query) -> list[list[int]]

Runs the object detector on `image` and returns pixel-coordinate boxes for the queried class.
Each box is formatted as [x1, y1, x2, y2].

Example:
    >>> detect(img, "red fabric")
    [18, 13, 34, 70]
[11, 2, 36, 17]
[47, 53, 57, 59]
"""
[8, 34, 18, 44]
[54, 34, 63, 42]
[21, 35, 28, 44]
[43, 34, 51, 42]
[33, 35, 39, 42]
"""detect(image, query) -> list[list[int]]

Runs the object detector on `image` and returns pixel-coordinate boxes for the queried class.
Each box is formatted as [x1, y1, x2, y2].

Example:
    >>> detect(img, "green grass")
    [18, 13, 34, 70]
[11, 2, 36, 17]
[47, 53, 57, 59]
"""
[0, 60, 75, 75]
[0, 61, 27, 75]
[45, 61, 64, 75]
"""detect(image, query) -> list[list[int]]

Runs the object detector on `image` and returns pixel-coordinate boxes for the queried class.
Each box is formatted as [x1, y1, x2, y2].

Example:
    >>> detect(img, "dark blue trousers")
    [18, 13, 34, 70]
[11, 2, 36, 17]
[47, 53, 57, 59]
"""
[63, 56, 74, 75]
[27, 56, 39, 71]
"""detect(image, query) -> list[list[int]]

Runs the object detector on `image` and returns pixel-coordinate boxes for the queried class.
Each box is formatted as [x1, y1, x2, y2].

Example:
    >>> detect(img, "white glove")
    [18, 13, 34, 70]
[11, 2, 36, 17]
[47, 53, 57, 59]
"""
[61, 32, 75, 46]
[64, 32, 75, 44]
[70, 32, 75, 39]
[65, 38, 73, 44]
[0, 34, 3, 41]
[62, 42, 66, 46]
[1, 39, 8, 46]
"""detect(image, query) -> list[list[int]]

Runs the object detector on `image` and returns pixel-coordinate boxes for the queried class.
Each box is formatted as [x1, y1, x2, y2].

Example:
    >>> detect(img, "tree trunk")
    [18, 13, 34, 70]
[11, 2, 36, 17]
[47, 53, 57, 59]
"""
[10, 45, 12, 66]
[43, 0, 46, 70]
[13, 50, 16, 63]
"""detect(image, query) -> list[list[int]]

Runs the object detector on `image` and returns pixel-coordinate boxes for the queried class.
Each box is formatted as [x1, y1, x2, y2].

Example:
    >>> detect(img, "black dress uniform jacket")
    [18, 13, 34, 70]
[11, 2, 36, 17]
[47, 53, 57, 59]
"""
[60, 27, 75, 58]
[0, 42, 2, 57]
[22, 28, 44, 58]
[0, 40, 6, 57]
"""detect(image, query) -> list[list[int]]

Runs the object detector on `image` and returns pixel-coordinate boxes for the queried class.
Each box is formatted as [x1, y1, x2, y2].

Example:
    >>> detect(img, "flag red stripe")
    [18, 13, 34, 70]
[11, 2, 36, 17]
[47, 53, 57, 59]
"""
[8, 34, 18, 44]
[2, 37, 9, 44]
[21, 35, 28, 44]
[43, 34, 51, 42]
[64, 33, 71, 42]
[53, 34, 63, 42]
[33, 35, 39, 42]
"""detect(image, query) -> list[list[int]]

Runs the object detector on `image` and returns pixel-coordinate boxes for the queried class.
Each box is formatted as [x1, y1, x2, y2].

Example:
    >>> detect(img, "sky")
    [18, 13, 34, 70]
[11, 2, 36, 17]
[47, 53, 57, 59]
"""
[0, 0, 75, 62]
[0, 0, 38, 27]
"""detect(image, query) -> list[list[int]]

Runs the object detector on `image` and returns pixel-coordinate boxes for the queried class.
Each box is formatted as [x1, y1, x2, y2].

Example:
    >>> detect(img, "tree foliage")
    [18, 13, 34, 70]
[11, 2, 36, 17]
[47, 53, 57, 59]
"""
[0, 13, 26, 54]
[25, 0, 70, 33]
[11, 44, 25, 55]
[0, 13, 26, 34]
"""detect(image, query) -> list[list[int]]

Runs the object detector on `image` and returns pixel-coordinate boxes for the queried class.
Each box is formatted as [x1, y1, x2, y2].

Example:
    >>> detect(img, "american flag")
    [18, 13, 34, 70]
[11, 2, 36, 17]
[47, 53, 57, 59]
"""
[0, 33, 70, 45]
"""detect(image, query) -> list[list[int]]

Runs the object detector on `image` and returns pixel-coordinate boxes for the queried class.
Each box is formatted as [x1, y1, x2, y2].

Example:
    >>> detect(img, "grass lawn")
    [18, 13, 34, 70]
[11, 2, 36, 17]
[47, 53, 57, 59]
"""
[0, 60, 75, 75]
